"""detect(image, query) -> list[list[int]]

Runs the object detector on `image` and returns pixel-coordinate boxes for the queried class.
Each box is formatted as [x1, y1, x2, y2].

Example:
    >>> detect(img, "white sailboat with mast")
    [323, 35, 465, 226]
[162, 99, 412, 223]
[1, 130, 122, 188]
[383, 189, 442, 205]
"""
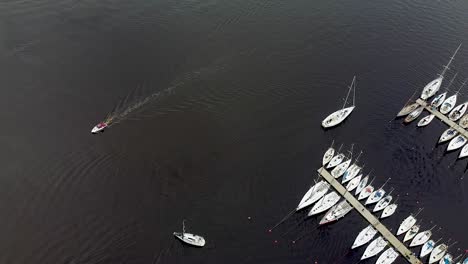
[322, 76, 356, 128]
[173, 220, 206, 247]
[322, 140, 335, 166]
[441, 78, 468, 114]
[431, 73, 458, 108]
[421, 44, 462, 100]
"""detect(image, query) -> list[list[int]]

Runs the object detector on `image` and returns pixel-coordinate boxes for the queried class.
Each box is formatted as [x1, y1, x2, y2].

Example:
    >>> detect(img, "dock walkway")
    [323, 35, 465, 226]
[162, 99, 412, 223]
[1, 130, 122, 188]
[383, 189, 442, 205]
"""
[416, 98, 468, 137]
[317, 167, 422, 264]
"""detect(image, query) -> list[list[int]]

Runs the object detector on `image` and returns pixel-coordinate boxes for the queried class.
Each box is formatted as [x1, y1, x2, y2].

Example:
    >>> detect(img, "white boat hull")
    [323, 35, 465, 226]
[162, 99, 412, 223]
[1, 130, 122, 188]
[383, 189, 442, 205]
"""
[376, 247, 398, 264]
[358, 185, 374, 200]
[346, 174, 362, 192]
[447, 135, 467, 151]
[319, 200, 353, 225]
[431, 92, 447, 108]
[397, 103, 419, 117]
[308, 191, 340, 216]
[322, 106, 355, 128]
[342, 164, 361, 183]
[417, 114, 435, 127]
[404, 106, 424, 123]
[365, 189, 385, 205]
[421, 77, 443, 100]
[429, 244, 448, 264]
[448, 102, 468, 121]
[380, 204, 397, 219]
[440, 94, 457, 114]
[421, 240, 436, 257]
[373, 195, 392, 212]
[459, 144, 468, 159]
[173, 232, 206, 247]
[410, 230, 431, 247]
[296, 181, 330, 211]
[326, 153, 345, 169]
[322, 147, 335, 166]
[403, 225, 419, 242]
[352, 225, 377, 249]
[397, 215, 416, 236]
[331, 159, 352, 178]
[439, 128, 458, 143]
[355, 176, 369, 195]
[361, 236, 387, 260]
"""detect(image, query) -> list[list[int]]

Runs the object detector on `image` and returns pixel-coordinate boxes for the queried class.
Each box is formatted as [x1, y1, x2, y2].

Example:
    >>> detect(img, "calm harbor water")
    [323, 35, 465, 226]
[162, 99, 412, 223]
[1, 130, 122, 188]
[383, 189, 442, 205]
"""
[0, 0, 467, 263]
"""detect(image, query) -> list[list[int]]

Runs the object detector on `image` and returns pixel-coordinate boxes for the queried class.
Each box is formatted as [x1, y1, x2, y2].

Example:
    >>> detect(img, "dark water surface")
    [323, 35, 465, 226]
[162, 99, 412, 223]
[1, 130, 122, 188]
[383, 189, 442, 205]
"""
[1, 0, 468, 263]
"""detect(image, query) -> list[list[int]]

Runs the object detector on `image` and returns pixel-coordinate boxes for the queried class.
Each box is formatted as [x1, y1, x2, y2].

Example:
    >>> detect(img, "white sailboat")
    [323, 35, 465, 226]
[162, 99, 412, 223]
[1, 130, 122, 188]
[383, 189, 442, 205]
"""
[440, 254, 453, 264]
[352, 225, 377, 249]
[381, 204, 397, 219]
[459, 144, 468, 159]
[448, 102, 468, 121]
[322, 77, 356, 128]
[322, 141, 335, 166]
[397, 215, 417, 236]
[403, 224, 420, 242]
[326, 144, 345, 169]
[441, 78, 468, 114]
[439, 128, 458, 143]
[421, 44, 462, 100]
[173, 220, 206, 247]
[346, 174, 362, 192]
[365, 180, 390, 205]
[355, 175, 369, 195]
[431, 93, 447, 108]
[421, 239, 437, 257]
[319, 200, 353, 225]
[308, 191, 340, 216]
[358, 185, 375, 201]
[429, 244, 448, 264]
[376, 247, 399, 264]
[296, 180, 330, 211]
[342, 151, 363, 183]
[331, 158, 352, 178]
[410, 230, 432, 247]
[459, 114, 468, 128]
[447, 135, 467, 151]
[361, 236, 387, 260]
[417, 114, 435, 127]
[373, 194, 392, 212]
[397, 102, 420, 117]
[404, 106, 424, 123]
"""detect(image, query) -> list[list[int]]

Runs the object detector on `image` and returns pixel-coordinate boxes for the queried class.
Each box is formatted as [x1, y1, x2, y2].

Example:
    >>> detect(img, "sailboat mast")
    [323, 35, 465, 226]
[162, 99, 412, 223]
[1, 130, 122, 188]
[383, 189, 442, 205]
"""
[440, 43, 462, 78]
[342, 77, 355, 110]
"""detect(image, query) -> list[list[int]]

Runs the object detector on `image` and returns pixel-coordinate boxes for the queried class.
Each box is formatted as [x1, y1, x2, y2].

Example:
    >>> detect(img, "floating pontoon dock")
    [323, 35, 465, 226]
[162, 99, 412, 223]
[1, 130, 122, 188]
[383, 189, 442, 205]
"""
[317, 167, 423, 264]
[416, 98, 468, 136]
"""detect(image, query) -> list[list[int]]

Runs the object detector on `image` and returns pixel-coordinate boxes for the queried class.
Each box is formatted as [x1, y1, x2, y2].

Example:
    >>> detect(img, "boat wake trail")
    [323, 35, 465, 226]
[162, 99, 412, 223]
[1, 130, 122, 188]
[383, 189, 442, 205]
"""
[101, 60, 228, 128]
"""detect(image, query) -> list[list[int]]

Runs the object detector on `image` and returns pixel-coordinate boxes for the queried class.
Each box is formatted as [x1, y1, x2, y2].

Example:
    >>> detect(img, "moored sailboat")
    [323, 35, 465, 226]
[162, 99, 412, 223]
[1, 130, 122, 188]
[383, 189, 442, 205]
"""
[322, 77, 356, 128]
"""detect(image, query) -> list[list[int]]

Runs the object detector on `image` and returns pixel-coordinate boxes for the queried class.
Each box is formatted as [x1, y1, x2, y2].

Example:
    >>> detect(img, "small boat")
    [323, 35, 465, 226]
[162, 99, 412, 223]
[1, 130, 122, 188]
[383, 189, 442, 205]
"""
[397, 102, 420, 117]
[403, 224, 420, 242]
[358, 185, 374, 201]
[91, 122, 108, 133]
[326, 145, 345, 168]
[296, 180, 330, 211]
[421, 240, 436, 257]
[355, 175, 369, 195]
[361, 236, 387, 260]
[417, 114, 435, 127]
[462, 257, 468, 264]
[365, 188, 386, 205]
[429, 244, 448, 264]
[322, 77, 356, 128]
[410, 230, 432, 247]
[431, 92, 447, 108]
[421, 77, 443, 100]
[441, 94, 458, 114]
[308, 191, 340, 216]
[447, 135, 467, 151]
[380, 204, 397, 219]
[439, 128, 458, 143]
[352, 225, 377, 249]
[448, 102, 468, 121]
[331, 159, 352, 178]
[346, 174, 362, 192]
[397, 215, 416, 236]
[458, 144, 468, 159]
[322, 143, 335, 166]
[373, 195, 392, 212]
[173, 220, 205, 247]
[376, 247, 399, 264]
[440, 254, 453, 264]
[342, 163, 361, 183]
[404, 106, 424, 123]
[319, 200, 353, 225]
[459, 114, 468, 128]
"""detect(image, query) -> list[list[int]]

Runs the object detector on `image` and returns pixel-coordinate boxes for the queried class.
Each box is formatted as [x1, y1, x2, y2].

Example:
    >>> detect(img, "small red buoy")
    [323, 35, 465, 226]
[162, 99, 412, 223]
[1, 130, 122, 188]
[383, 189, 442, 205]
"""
[268, 229, 272, 233]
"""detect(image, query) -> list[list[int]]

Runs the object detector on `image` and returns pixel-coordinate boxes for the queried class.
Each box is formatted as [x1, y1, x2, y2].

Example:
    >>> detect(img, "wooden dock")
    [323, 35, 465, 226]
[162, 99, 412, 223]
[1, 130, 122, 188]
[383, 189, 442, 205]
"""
[317, 167, 423, 264]
[416, 98, 468, 137]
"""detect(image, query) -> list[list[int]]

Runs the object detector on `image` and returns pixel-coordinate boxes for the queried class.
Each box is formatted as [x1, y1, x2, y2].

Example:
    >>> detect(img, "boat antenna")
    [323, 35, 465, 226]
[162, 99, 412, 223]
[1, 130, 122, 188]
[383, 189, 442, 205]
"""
[342, 77, 355, 110]
[394, 194, 399, 203]
[456, 78, 468, 96]
[387, 187, 395, 195]
[429, 224, 437, 231]
[414, 207, 424, 217]
[337, 144, 344, 153]
[182, 219, 186, 235]
[444, 72, 458, 91]
[352, 76, 356, 107]
[330, 140, 335, 148]
[348, 143, 355, 158]
[380, 178, 391, 189]
[449, 241, 458, 248]
[354, 150, 363, 163]
[439, 43, 462, 78]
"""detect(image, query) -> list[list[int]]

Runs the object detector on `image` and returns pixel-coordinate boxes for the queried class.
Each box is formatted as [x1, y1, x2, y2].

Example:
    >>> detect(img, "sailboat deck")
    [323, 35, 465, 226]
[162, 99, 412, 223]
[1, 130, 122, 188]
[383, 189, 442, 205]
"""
[416, 99, 468, 137]
[317, 167, 423, 264]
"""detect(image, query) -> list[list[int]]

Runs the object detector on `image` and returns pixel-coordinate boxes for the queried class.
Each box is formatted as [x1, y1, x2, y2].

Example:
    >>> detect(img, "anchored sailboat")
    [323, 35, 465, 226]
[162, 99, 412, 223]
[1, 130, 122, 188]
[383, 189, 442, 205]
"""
[173, 220, 205, 247]
[322, 77, 356, 128]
